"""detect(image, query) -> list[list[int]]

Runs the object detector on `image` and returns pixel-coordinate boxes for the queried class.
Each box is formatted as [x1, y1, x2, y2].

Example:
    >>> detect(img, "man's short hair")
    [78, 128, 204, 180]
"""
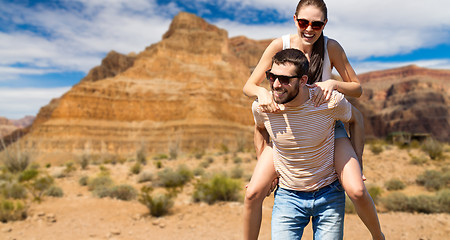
[272, 49, 309, 77]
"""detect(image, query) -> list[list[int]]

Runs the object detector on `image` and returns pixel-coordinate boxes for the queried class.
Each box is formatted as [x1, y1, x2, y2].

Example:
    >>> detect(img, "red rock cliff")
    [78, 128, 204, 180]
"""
[20, 12, 255, 155]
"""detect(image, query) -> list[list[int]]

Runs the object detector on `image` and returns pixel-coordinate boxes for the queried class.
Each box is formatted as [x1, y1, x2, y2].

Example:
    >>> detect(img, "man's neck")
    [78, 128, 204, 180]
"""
[284, 87, 310, 107]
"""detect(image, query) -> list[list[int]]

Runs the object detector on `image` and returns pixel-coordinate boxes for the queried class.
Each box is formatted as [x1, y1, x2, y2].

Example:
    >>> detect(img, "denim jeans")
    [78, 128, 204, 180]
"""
[271, 180, 345, 240]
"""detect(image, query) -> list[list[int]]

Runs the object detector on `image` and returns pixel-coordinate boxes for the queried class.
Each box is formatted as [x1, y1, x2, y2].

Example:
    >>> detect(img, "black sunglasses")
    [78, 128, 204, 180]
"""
[265, 70, 302, 85]
[297, 18, 325, 30]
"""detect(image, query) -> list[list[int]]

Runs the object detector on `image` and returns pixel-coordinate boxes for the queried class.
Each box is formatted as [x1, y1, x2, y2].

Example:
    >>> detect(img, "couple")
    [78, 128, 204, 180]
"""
[242, 1, 384, 239]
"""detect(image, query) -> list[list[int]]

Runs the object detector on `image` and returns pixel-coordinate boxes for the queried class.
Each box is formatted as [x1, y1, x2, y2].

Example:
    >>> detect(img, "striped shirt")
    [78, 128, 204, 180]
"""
[252, 88, 352, 191]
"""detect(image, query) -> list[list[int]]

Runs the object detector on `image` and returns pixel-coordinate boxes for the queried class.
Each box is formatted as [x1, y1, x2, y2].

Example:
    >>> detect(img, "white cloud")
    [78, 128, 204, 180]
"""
[0, 87, 70, 119]
[351, 59, 450, 75]
[0, 0, 172, 73]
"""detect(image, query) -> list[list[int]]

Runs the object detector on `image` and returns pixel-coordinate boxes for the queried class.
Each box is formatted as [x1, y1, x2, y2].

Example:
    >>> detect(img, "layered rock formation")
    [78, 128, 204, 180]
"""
[19, 12, 255, 155]
[354, 65, 450, 141]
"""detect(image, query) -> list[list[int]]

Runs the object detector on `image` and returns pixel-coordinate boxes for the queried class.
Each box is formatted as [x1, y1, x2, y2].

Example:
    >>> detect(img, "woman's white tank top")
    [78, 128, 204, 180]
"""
[282, 34, 332, 82]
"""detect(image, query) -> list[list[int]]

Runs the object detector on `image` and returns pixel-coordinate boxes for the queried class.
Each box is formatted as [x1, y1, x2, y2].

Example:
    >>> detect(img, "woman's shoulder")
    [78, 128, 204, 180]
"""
[325, 38, 343, 51]
[264, 37, 285, 54]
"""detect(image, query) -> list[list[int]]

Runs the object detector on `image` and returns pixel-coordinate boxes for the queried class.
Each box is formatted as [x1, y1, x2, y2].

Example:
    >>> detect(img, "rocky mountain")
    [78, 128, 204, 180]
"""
[353, 65, 450, 142]
[16, 12, 255, 156]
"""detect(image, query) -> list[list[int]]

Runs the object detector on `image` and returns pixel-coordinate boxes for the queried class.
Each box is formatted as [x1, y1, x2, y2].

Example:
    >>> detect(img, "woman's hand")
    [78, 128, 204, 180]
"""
[307, 80, 338, 107]
[257, 88, 281, 113]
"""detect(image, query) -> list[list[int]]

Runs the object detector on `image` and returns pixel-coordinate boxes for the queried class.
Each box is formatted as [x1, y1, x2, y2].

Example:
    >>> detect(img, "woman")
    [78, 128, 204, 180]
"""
[242, 0, 384, 239]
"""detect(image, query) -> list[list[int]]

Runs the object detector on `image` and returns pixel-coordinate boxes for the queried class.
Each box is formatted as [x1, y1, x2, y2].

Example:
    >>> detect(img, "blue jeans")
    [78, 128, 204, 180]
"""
[335, 120, 348, 139]
[271, 180, 345, 240]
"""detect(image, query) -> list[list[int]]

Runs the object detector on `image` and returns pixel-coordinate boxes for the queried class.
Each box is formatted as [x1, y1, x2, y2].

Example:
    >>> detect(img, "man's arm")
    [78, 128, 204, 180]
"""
[347, 105, 365, 170]
[254, 124, 271, 159]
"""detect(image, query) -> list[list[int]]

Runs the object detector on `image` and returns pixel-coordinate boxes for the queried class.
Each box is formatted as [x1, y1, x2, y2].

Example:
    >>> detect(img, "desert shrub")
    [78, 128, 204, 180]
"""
[153, 154, 168, 160]
[416, 169, 450, 191]
[369, 144, 383, 155]
[384, 178, 406, 191]
[27, 175, 54, 202]
[199, 160, 210, 169]
[193, 150, 205, 160]
[220, 143, 229, 154]
[17, 169, 54, 202]
[382, 190, 450, 213]
[79, 154, 90, 170]
[345, 194, 356, 213]
[382, 192, 410, 211]
[18, 169, 38, 182]
[169, 142, 179, 160]
[193, 174, 241, 204]
[422, 138, 444, 159]
[2, 152, 30, 174]
[230, 166, 244, 179]
[421, 138, 443, 160]
[64, 162, 77, 175]
[410, 155, 428, 165]
[233, 157, 243, 164]
[98, 165, 110, 176]
[206, 157, 214, 164]
[193, 167, 205, 176]
[367, 185, 383, 204]
[88, 175, 114, 192]
[139, 186, 174, 217]
[78, 176, 89, 186]
[0, 199, 27, 222]
[136, 147, 147, 165]
[93, 186, 113, 198]
[45, 186, 64, 197]
[0, 181, 27, 199]
[137, 171, 153, 183]
[155, 160, 163, 169]
[408, 195, 440, 214]
[110, 184, 137, 201]
[437, 189, 450, 213]
[130, 162, 142, 175]
[157, 165, 193, 188]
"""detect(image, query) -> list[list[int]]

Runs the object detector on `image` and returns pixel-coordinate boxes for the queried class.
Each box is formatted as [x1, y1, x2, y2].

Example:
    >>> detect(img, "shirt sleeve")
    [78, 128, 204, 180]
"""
[330, 91, 352, 122]
[252, 100, 265, 128]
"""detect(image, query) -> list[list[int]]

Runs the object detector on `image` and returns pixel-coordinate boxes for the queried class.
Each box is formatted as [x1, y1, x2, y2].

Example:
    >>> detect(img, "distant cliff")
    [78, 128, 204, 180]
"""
[354, 65, 449, 141]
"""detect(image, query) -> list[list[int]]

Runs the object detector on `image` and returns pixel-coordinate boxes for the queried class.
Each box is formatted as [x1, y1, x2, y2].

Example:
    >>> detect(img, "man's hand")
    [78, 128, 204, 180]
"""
[257, 88, 281, 113]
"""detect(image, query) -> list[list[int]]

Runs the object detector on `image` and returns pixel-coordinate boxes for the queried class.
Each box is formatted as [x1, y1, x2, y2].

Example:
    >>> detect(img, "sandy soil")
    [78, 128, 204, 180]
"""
[1, 145, 449, 240]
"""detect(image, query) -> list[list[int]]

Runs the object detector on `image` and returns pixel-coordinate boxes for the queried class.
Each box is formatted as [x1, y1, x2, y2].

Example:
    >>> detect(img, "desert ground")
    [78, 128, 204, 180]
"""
[1, 143, 449, 240]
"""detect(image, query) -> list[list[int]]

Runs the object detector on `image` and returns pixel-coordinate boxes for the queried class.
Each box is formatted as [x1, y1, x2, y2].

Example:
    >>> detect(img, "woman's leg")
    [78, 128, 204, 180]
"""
[334, 137, 385, 240]
[244, 146, 278, 240]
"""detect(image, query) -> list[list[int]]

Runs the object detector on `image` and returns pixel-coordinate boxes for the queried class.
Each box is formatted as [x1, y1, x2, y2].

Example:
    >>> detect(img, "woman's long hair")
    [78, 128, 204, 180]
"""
[295, 0, 327, 84]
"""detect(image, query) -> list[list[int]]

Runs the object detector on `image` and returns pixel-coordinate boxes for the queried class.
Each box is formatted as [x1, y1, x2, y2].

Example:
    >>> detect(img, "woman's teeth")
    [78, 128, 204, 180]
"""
[303, 33, 314, 38]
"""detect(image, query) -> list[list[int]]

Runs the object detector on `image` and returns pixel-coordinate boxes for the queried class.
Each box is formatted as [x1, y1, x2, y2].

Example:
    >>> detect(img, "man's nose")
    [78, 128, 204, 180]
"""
[273, 78, 282, 88]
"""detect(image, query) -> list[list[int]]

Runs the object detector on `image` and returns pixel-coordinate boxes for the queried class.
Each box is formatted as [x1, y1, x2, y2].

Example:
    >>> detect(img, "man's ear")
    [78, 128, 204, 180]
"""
[300, 75, 308, 86]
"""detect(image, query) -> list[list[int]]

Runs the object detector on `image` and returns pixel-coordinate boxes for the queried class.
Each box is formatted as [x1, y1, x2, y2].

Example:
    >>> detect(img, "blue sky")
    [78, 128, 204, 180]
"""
[1, 0, 449, 119]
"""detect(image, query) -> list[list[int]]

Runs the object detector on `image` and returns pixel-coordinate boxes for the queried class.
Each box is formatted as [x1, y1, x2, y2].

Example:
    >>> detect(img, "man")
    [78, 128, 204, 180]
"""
[251, 48, 360, 239]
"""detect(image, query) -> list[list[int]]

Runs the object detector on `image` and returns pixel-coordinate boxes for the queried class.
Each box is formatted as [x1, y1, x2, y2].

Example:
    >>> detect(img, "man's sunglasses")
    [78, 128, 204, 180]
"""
[297, 18, 325, 30]
[266, 70, 301, 85]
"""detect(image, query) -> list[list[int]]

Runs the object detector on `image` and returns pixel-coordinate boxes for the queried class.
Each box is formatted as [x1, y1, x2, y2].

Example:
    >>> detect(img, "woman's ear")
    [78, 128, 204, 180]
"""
[293, 15, 298, 27]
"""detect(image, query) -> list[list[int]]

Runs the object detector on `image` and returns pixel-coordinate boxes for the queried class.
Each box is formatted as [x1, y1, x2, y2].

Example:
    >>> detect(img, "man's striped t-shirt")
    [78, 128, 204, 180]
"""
[252, 88, 352, 191]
